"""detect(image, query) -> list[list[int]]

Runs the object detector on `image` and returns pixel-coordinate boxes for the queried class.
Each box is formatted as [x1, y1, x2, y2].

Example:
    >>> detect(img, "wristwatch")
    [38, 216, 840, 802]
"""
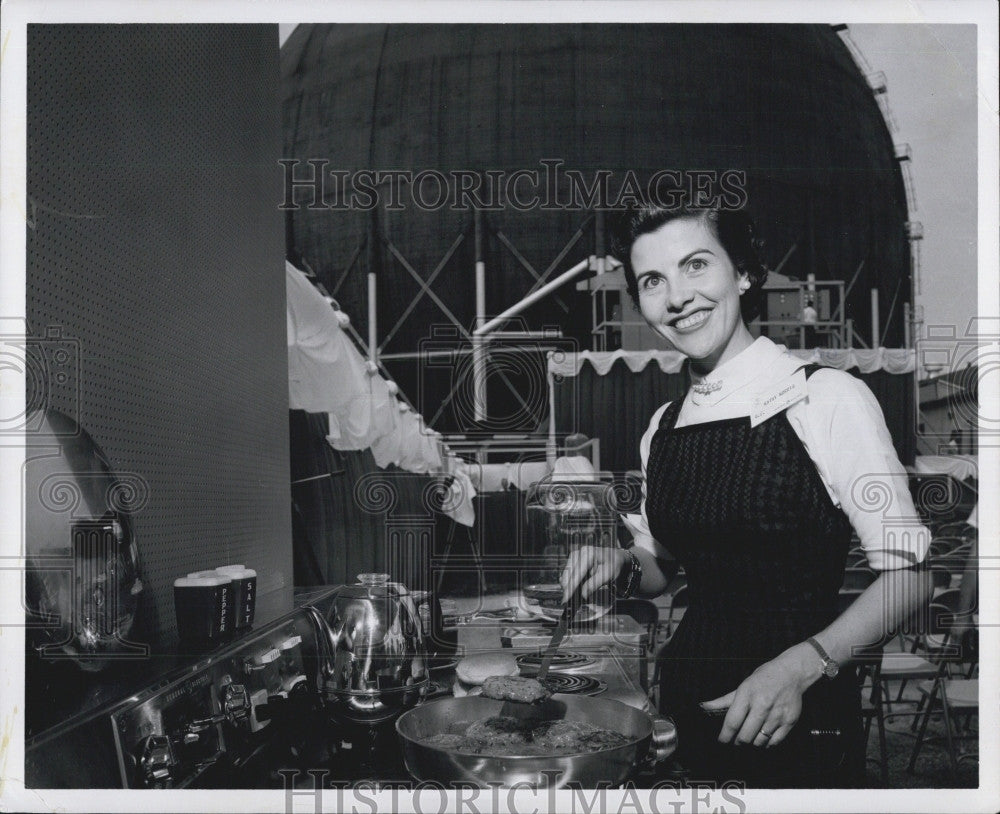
[805, 637, 840, 679]
[614, 547, 643, 600]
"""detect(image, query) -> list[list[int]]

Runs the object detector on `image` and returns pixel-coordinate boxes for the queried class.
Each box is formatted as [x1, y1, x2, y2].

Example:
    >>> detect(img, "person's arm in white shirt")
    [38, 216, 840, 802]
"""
[789, 368, 930, 570]
[790, 368, 933, 669]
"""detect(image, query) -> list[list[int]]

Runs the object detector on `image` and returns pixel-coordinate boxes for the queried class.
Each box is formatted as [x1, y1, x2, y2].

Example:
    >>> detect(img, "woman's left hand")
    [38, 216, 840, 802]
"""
[700, 642, 822, 748]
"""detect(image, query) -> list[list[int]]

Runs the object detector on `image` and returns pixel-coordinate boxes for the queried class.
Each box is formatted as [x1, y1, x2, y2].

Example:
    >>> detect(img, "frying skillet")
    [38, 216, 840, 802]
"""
[396, 694, 676, 789]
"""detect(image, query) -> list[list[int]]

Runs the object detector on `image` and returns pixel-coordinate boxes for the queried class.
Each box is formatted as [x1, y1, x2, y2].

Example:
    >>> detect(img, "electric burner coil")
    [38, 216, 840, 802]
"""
[515, 652, 596, 671]
[519, 671, 606, 696]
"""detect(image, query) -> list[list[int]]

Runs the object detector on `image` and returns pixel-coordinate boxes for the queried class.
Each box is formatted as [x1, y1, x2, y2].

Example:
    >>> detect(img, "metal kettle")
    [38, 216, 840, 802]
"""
[306, 573, 428, 725]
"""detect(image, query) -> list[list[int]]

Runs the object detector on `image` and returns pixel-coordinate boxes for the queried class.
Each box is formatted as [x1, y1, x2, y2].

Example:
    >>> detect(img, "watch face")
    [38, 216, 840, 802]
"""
[824, 661, 839, 679]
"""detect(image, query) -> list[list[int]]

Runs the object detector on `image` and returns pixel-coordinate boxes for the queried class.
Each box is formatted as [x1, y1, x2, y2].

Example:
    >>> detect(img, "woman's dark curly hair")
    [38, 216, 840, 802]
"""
[609, 202, 769, 324]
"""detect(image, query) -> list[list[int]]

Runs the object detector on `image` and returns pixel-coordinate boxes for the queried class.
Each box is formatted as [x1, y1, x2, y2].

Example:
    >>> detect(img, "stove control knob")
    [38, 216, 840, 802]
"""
[138, 734, 175, 787]
[222, 682, 251, 724]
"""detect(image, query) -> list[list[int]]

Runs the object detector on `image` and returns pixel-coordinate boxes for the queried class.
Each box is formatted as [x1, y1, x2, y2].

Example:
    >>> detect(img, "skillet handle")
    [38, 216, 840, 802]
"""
[648, 716, 678, 765]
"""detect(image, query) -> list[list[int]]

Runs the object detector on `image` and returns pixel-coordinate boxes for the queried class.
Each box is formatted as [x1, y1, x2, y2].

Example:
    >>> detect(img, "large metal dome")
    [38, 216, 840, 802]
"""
[281, 24, 910, 431]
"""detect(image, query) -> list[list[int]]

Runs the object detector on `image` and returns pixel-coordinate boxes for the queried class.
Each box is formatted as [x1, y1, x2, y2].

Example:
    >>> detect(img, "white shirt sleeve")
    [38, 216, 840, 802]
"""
[787, 369, 930, 571]
[622, 402, 674, 560]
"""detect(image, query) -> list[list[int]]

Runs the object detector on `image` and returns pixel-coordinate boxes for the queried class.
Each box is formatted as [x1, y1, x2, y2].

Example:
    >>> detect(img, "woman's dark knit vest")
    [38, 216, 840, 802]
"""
[647, 365, 863, 786]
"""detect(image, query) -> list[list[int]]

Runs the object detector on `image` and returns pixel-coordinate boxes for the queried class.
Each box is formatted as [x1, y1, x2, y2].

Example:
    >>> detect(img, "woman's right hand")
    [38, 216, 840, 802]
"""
[559, 545, 628, 603]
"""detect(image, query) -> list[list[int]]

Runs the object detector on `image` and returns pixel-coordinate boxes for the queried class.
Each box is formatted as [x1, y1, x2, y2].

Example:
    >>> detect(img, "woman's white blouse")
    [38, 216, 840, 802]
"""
[623, 336, 930, 571]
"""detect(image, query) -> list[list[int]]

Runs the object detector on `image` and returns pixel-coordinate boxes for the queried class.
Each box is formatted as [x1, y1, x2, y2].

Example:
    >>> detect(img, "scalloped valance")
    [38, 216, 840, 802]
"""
[548, 347, 915, 377]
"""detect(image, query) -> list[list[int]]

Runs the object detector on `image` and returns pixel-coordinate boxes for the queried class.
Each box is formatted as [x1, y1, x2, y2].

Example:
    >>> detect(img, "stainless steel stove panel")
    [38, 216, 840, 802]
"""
[26, 587, 340, 789]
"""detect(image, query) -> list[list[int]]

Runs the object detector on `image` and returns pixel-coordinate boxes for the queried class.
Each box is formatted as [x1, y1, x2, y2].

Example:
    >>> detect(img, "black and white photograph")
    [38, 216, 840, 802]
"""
[1, 2, 997, 812]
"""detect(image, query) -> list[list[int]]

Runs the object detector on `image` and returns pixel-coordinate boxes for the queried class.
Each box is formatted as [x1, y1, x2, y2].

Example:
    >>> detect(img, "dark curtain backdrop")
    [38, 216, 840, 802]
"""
[291, 411, 548, 593]
[290, 411, 475, 591]
[290, 411, 385, 586]
[554, 361, 916, 473]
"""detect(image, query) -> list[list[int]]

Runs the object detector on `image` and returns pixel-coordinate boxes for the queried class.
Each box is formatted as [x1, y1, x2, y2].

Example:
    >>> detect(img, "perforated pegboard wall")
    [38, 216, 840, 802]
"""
[26, 24, 291, 648]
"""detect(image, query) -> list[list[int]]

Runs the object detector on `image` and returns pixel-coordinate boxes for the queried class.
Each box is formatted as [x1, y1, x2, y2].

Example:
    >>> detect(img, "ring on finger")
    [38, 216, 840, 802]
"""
[759, 730, 773, 740]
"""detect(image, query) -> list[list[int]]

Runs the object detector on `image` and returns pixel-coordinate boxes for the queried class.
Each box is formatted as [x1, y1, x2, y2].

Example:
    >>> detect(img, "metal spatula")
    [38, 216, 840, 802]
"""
[499, 584, 583, 726]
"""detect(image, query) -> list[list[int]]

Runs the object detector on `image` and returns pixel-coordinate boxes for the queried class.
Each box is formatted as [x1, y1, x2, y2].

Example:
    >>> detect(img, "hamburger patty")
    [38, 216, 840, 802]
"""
[480, 675, 551, 703]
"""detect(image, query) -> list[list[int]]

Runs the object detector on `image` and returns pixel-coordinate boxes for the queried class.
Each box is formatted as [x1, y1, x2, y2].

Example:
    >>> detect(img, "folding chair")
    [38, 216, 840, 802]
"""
[615, 598, 658, 646]
[929, 587, 963, 612]
[927, 537, 968, 564]
[932, 521, 976, 542]
[856, 652, 890, 785]
[663, 583, 689, 639]
[651, 573, 687, 642]
[615, 597, 659, 691]
[841, 566, 876, 592]
[931, 544, 973, 579]
[928, 565, 953, 593]
[845, 549, 870, 569]
[855, 595, 965, 784]
[908, 628, 978, 779]
[868, 588, 967, 720]
[650, 585, 689, 709]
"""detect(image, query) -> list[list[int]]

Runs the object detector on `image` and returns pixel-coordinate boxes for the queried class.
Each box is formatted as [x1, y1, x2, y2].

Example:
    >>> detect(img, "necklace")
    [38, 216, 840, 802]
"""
[691, 379, 723, 396]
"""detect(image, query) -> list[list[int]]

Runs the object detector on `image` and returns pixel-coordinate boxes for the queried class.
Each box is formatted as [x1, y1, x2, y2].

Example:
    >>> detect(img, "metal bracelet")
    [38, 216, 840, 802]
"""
[614, 547, 642, 599]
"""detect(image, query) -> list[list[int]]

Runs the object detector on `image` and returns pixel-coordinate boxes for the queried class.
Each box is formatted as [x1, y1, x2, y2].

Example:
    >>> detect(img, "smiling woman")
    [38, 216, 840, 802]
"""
[560, 191, 934, 787]
[627, 210, 761, 374]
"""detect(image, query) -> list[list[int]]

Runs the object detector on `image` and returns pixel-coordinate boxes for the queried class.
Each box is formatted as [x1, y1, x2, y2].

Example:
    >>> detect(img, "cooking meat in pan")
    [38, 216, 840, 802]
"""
[422, 716, 631, 756]
[480, 675, 551, 703]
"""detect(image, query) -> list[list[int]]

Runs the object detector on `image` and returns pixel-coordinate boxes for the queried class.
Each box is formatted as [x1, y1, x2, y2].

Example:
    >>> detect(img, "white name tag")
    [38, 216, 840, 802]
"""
[750, 369, 808, 427]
